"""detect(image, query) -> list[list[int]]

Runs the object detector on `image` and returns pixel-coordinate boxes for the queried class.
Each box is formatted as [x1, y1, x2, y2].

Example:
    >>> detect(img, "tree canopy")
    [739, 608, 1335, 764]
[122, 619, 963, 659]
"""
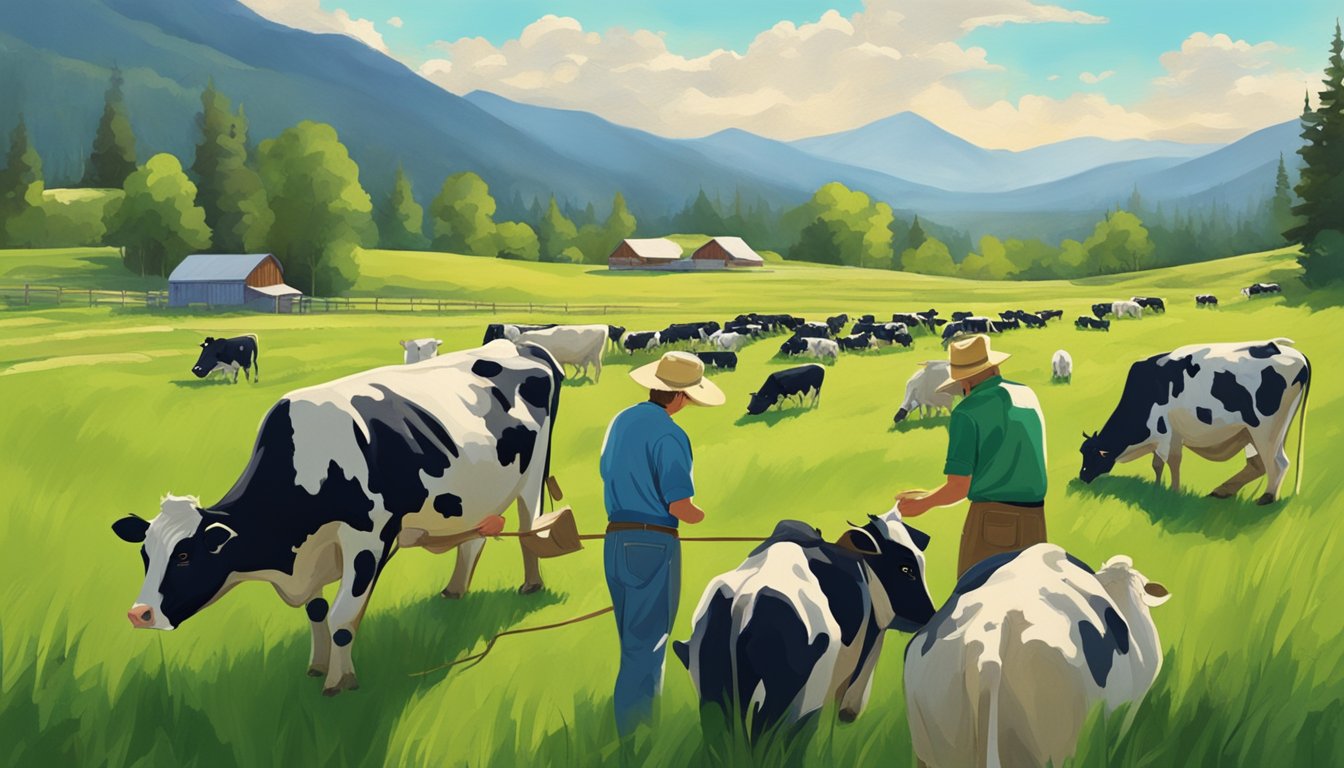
[429, 171, 498, 255]
[107, 153, 211, 277]
[83, 67, 137, 188]
[191, 82, 271, 253]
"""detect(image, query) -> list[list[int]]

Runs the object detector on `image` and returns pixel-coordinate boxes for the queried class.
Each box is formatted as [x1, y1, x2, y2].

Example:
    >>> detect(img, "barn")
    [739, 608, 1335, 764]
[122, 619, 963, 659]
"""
[693, 237, 765, 267]
[168, 253, 302, 311]
[607, 238, 687, 270]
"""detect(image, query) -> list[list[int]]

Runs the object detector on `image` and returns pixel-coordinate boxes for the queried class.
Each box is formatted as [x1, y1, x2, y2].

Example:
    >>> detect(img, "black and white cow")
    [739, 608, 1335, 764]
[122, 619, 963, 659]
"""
[192, 335, 260, 383]
[1079, 339, 1310, 504]
[1132, 297, 1165, 313]
[674, 513, 935, 738]
[794, 322, 833, 339]
[951, 311, 974, 321]
[1242, 282, 1282, 297]
[746, 365, 825, 415]
[874, 325, 914, 347]
[606, 325, 626, 351]
[826, 314, 850, 335]
[1195, 294, 1219, 307]
[1091, 302, 1113, 319]
[695, 351, 738, 370]
[1075, 316, 1110, 331]
[779, 336, 839, 361]
[623, 331, 661, 354]
[839, 333, 875, 351]
[858, 314, 876, 324]
[996, 317, 1021, 331]
[1038, 309, 1064, 321]
[941, 317, 996, 344]
[1014, 311, 1047, 328]
[112, 340, 564, 696]
[892, 312, 924, 330]
[482, 323, 556, 344]
[661, 321, 720, 345]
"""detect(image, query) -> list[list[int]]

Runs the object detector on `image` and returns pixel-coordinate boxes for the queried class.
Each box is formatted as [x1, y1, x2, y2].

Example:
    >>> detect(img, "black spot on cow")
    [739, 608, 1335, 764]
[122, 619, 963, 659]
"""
[1156, 416, 1167, 434]
[734, 588, 829, 741]
[1066, 553, 1094, 574]
[954, 550, 1023, 595]
[1245, 342, 1281, 359]
[519, 375, 551, 410]
[807, 556, 869, 645]
[351, 550, 376, 598]
[1087, 353, 1202, 464]
[433, 493, 464, 518]
[1196, 407, 1213, 424]
[1078, 596, 1130, 687]
[306, 597, 328, 622]
[350, 385, 461, 519]
[1256, 366, 1287, 417]
[1293, 364, 1310, 388]
[333, 629, 353, 647]
[678, 590, 734, 712]
[496, 425, 538, 472]
[1210, 370, 1259, 427]
[490, 387, 511, 411]
[471, 359, 504, 378]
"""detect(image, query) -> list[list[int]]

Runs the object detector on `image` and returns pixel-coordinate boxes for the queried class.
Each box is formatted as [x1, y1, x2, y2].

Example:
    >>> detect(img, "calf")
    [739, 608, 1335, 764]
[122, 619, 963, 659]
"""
[694, 351, 738, 370]
[623, 331, 661, 354]
[839, 333, 875, 351]
[606, 325, 626, 351]
[192, 334, 259, 383]
[1079, 339, 1310, 503]
[746, 365, 825, 415]
[1075, 316, 1110, 331]
[1052, 349, 1073, 383]
[400, 338, 443, 365]
[675, 512, 935, 737]
[893, 360, 957, 423]
[906, 544, 1169, 768]
[113, 340, 564, 696]
[780, 336, 839, 361]
[1242, 282, 1281, 297]
[1195, 294, 1219, 307]
[516, 324, 608, 381]
[1132, 296, 1165, 313]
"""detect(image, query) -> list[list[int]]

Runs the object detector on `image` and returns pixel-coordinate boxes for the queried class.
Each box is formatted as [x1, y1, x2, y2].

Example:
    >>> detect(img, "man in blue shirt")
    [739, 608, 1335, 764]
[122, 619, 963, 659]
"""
[601, 350, 724, 735]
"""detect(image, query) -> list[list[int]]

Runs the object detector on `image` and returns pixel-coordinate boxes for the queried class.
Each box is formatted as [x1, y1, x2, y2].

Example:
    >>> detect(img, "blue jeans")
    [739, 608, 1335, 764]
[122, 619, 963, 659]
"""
[604, 529, 681, 735]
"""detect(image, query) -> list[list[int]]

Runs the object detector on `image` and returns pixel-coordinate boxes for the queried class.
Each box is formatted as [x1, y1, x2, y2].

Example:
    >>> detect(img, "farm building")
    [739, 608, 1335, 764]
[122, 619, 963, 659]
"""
[693, 237, 765, 267]
[168, 253, 302, 311]
[607, 238, 688, 270]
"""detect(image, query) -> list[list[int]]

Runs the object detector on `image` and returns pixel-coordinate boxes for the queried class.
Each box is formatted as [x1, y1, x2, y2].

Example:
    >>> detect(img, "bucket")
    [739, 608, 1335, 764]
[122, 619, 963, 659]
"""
[520, 506, 583, 558]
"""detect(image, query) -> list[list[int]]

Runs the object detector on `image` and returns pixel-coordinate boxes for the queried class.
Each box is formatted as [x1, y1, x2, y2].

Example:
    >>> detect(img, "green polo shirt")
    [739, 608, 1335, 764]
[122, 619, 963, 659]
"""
[944, 376, 1048, 504]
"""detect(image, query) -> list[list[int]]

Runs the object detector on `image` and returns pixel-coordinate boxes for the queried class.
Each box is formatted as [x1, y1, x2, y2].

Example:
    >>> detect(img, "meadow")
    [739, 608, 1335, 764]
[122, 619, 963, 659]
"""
[1, 246, 1340, 767]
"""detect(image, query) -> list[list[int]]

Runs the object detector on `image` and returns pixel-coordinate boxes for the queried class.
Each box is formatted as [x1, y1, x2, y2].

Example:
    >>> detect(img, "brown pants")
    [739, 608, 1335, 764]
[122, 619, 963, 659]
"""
[957, 502, 1048, 578]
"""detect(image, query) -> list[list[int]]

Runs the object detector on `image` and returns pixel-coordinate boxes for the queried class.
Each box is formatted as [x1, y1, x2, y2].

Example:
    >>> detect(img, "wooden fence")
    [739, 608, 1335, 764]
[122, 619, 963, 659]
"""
[1, 284, 168, 308]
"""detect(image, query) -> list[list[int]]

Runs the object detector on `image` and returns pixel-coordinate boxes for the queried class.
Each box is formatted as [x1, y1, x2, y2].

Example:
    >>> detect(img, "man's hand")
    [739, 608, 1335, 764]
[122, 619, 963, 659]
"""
[669, 498, 705, 524]
[897, 494, 934, 517]
[475, 514, 507, 537]
[895, 475, 971, 517]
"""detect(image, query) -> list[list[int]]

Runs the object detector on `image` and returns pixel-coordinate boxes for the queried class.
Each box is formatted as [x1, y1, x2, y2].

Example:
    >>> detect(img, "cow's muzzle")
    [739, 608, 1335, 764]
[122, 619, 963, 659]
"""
[893, 408, 909, 424]
[128, 604, 156, 628]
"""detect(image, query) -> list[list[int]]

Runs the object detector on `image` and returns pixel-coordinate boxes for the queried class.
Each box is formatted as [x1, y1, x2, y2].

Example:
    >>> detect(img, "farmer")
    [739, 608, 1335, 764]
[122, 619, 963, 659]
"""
[896, 334, 1048, 578]
[600, 351, 724, 735]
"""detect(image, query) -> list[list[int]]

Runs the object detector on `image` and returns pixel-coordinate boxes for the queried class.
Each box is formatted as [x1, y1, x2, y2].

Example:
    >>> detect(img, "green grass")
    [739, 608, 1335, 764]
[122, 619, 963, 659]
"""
[0, 246, 1340, 767]
[0, 246, 165, 291]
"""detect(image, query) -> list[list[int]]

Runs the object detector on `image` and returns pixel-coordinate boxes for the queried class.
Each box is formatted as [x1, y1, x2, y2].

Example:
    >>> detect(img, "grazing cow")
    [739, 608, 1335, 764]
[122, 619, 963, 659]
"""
[1242, 282, 1282, 297]
[1195, 294, 1219, 307]
[1075, 317, 1110, 331]
[906, 544, 1170, 768]
[674, 513, 935, 738]
[997, 311, 1019, 322]
[826, 314, 850, 335]
[941, 318, 997, 344]
[606, 325, 626, 351]
[780, 336, 840, 361]
[694, 351, 738, 370]
[794, 322, 833, 339]
[893, 360, 957, 424]
[1079, 339, 1310, 504]
[839, 333, 875, 351]
[400, 338, 443, 365]
[708, 331, 750, 352]
[853, 320, 904, 338]
[881, 329, 915, 348]
[622, 331, 661, 354]
[1052, 349, 1073, 383]
[515, 324, 608, 381]
[1132, 297, 1166, 313]
[482, 323, 555, 344]
[892, 313, 924, 330]
[858, 314, 876, 324]
[746, 365, 825, 415]
[1112, 300, 1144, 319]
[724, 320, 764, 336]
[995, 317, 1021, 331]
[1015, 311, 1047, 328]
[112, 340, 564, 696]
[1038, 309, 1064, 321]
[951, 311, 974, 321]
[192, 335, 260, 383]
[1091, 302, 1113, 319]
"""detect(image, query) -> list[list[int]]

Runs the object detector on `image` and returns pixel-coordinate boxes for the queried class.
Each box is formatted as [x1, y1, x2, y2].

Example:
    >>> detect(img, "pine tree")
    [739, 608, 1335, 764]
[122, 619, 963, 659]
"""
[537, 196, 578, 261]
[191, 82, 271, 252]
[0, 114, 44, 247]
[1269, 154, 1297, 242]
[1127, 185, 1144, 217]
[83, 66, 137, 188]
[376, 165, 426, 250]
[905, 215, 927, 252]
[1291, 21, 1344, 283]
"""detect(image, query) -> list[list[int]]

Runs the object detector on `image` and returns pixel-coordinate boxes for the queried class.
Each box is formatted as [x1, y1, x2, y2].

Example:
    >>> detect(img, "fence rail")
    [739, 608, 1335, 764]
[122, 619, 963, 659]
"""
[0, 284, 168, 308]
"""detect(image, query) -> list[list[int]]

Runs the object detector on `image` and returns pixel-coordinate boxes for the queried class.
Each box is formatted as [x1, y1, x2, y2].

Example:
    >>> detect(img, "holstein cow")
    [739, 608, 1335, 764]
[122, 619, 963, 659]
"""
[1242, 282, 1282, 298]
[1195, 294, 1219, 308]
[1052, 349, 1073, 383]
[623, 331, 661, 354]
[1112, 300, 1144, 319]
[1014, 311, 1047, 329]
[839, 333, 876, 351]
[892, 313, 925, 330]
[112, 339, 564, 696]
[1091, 302, 1113, 320]
[606, 325, 626, 352]
[708, 331, 750, 352]
[1075, 316, 1110, 331]
[794, 322, 833, 339]
[482, 323, 555, 344]
[873, 325, 914, 348]
[192, 335, 260, 384]
[1038, 309, 1064, 321]
[515, 324, 608, 381]
[1132, 296, 1166, 313]
[399, 338, 443, 364]
[951, 311, 975, 321]
[674, 513, 935, 738]
[746, 365, 825, 415]
[1079, 339, 1310, 504]
[905, 544, 1170, 768]
[694, 351, 738, 370]
[893, 360, 957, 424]
[995, 317, 1021, 331]
[942, 318, 996, 345]
[780, 336, 839, 362]
[826, 314, 850, 335]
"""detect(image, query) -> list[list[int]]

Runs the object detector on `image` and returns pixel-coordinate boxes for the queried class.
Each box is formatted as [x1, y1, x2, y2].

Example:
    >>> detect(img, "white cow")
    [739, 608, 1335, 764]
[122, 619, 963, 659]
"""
[1112, 300, 1144, 319]
[1052, 349, 1073, 383]
[796, 337, 839, 361]
[708, 331, 750, 352]
[516, 324, 608, 381]
[906, 544, 1171, 768]
[893, 360, 957, 423]
[399, 338, 443, 364]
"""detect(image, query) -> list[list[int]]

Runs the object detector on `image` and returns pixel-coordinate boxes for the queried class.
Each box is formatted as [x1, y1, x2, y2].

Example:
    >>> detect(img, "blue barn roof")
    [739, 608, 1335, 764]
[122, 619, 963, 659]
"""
[169, 253, 280, 282]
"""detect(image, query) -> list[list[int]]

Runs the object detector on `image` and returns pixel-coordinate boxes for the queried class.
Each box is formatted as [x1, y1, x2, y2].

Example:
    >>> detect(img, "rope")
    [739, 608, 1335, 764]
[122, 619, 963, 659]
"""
[409, 605, 615, 677]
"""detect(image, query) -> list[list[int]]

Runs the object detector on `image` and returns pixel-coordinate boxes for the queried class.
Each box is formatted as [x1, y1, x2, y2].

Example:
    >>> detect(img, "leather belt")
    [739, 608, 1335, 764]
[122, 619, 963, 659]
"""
[606, 521, 679, 539]
[978, 500, 1045, 509]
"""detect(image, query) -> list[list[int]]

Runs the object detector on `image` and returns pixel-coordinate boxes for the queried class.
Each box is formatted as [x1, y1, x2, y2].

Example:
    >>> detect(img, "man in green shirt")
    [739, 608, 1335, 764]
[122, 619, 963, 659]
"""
[897, 334, 1048, 577]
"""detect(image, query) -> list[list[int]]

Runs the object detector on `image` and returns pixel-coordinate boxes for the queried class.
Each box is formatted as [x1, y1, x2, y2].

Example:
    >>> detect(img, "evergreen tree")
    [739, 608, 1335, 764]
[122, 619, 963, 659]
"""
[376, 165, 427, 250]
[83, 66, 137, 188]
[1127, 186, 1144, 217]
[537, 196, 578, 261]
[674, 189, 726, 234]
[191, 83, 271, 252]
[905, 215, 927, 253]
[788, 217, 844, 265]
[0, 115, 44, 247]
[603, 192, 637, 246]
[1269, 154, 1298, 243]
[1291, 22, 1344, 283]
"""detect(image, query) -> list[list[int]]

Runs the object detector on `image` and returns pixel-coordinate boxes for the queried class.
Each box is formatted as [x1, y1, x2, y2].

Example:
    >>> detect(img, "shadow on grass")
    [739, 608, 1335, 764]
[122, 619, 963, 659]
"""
[169, 377, 238, 388]
[1064, 475, 1284, 540]
[889, 413, 950, 433]
[734, 405, 818, 427]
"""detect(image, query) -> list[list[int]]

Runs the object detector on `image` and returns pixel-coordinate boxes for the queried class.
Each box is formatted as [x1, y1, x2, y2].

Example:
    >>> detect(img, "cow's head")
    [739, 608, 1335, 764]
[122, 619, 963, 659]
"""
[837, 509, 935, 632]
[1078, 430, 1117, 483]
[191, 337, 226, 378]
[112, 495, 243, 630]
[779, 337, 805, 356]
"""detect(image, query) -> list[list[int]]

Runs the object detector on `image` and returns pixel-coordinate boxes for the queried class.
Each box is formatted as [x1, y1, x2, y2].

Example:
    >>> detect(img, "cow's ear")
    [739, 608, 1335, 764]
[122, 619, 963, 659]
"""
[399, 339, 409, 349]
[1143, 581, 1171, 607]
[903, 523, 931, 551]
[836, 528, 880, 556]
[112, 514, 149, 543]
[202, 522, 238, 554]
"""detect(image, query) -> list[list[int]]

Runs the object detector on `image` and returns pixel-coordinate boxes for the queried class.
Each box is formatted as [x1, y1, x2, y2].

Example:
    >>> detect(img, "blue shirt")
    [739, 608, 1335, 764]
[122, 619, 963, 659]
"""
[600, 402, 695, 527]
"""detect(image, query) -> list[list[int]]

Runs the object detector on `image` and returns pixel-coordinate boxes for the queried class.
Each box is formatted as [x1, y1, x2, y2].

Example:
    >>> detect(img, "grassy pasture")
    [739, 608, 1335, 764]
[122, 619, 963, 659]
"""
[1, 246, 1340, 767]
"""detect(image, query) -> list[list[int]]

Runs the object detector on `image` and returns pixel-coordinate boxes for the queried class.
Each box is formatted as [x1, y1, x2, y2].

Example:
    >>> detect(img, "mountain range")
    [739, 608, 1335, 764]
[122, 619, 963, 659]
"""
[0, 0, 1306, 241]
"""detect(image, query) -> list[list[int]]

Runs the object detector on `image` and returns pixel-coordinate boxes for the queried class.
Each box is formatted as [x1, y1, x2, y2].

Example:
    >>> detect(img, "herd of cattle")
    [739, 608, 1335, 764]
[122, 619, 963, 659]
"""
[140, 279, 1308, 765]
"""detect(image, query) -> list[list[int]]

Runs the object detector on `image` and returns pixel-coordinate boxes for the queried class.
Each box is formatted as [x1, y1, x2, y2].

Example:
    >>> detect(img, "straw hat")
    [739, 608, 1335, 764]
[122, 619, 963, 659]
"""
[936, 335, 1010, 394]
[630, 351, 725, 406]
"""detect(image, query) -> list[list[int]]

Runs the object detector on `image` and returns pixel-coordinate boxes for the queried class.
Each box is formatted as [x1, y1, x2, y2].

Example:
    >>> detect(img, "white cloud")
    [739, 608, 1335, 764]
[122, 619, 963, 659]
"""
[387, 16, 403, 29]
[239, 0, 387, 52]
[1079, 70, 1114, 84]
[1047, 74, 1060, 81]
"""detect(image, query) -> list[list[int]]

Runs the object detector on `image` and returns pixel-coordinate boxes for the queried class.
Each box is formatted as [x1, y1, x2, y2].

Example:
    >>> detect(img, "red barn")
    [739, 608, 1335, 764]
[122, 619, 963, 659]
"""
[692, 237, 765, 267]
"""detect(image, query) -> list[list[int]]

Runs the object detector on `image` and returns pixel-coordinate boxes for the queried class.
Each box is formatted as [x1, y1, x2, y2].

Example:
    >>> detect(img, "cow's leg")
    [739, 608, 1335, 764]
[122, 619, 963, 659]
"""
[441, 537, 487, 599]
[322, 530, 387, 696]
[838, 633, 886, 721]
[515, 495, 545, 595]
[305, 596, 331, 676]
[1167, 439, 1184, 492]
[1210, 449, 1265, 499]
[593, 355, 602, 383]
[1151, 453, 1165, 485]
[1257, 437, 1291, 505]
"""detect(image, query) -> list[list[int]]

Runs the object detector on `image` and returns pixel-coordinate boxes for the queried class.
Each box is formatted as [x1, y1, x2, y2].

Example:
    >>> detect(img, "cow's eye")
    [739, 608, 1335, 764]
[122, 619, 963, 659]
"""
[901, 565, 915, 580]
[176, 552, 190, 564]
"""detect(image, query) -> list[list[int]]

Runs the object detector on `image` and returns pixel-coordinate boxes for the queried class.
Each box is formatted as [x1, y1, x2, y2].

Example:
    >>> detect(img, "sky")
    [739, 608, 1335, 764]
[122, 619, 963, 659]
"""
[236, 0, 1340, 149]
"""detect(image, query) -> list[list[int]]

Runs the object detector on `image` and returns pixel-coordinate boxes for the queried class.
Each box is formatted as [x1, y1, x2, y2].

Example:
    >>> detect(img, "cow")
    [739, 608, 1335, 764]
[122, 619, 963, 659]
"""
[853, 320, 904, 338]
[623, 331, 661, 354]
[724, 320, 764, 336]
[794, 322, 833, 339]
[942, 318, 996, 344]
[951, 311, 974, 321]
[1242, 282, 1282, 297]
[995, 317, 1021, 331]
[1038, 309, 1064, 321]
[1079, 339, 1310, 504]
[826, 314, 850, 335]
[1075, 316, 1110, 331]
[1091, 302, 1113, 319]
[673, 512, 935, 739]
[780, 336, 839, 361]
[606, 325, 626, 351]
[874, 326, 914, 348]
[482, 323, 555, 344]
[661, 321, 721, 345]
[1195, 294, 1219, 307]
[1132, 297, 1166, 313]
[839, 333, 875, 351]
[112, 340, 564, 696]
[746, 365, 825, 415]
[399, 338, 443, 365]
[892, 313, 924, 330]
[858, 314, 876, 324]
[515, 324, 608, 381]
[893, 360, 957, 424]
[905, 544, 1170, 768]
[997, 311, 1019, 322]
[1015, 311, 1047, 328]
[192, 334, 260, 383]
[694, 351, 738, 370]
[1052, 349, 1073, 383]
[1112, 300, 1144, 319]
[708, 331, 750, 352]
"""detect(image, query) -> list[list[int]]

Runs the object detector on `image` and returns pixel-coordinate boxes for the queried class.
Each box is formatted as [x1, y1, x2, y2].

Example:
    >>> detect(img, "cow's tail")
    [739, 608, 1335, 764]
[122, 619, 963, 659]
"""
[1293, 352, 1311, 496]
[245, 333, 259, 383]
[977, 638, 1005, 768]
[519, 341, 564, 514]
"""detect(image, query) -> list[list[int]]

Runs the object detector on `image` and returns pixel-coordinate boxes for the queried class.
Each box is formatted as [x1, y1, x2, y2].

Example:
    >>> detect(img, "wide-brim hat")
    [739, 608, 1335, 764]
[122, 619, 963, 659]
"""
[630, 351, 725, 406]
[936, 334, 1010, 394]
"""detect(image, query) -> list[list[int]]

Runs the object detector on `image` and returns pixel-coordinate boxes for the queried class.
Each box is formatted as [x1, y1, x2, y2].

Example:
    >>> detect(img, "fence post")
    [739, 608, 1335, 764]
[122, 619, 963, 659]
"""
[56, 287, 62, 305]
[121, 290, 126, 307]
[24, 283, 29, 305]
[374, 297, 379, 312]
[492, 302, 496, 314]
[89, 288, 94, 306]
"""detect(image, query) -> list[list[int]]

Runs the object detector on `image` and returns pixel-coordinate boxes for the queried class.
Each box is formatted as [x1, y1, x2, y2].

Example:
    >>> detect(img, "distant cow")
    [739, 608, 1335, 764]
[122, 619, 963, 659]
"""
[1132, 297, 1165, 313]
[1075, 316, 1110, 331]
[1195, 294, 1219, 307]
[839, 333, 875, 351]
[623, 331, 661, 354]
[995, 317, 1021, 331]
[661, 322, 719, 345]
[1015, 311, 1047, 328]
[1242, 282, 1281, 297]
[1052, 349, 1073, 383]
[875, 327, 914, 348]
[893, 360, 957, 424]
[694, 351, 738, 370]
[942, 318, 997, 344]
[1038, 309, 1064, 321]
[746, 365, 825, 415]
[858, 314, 875, 324]
[675, 513, 935, 738]
[1091, 302, 1112, 319]
[606, 325, 626, 351]
[1112, 300, 1144, 319]
[951, 311, 974, 321]
[482, 323, 556, 344]
[400, 338, 443, 365]
[780, 336, 839, 361]
[708, 331, 750, 352]
[794, 322, 833, 339]
[1080, 339, 1310, 504]
[515, 324, 607, 381]
[906, 545, 1170, 768]
[192, 334, 259, 383]
[826, 314, 850, 335]
[892, 313, 924, 330]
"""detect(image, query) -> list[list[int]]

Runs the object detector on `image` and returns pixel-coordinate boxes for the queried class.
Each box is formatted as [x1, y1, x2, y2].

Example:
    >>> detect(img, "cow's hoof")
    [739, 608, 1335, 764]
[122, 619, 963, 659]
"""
[838, 708, 859, 723]
[441, 588, 465, 599]
[1255, 493, 1277, 506]
[322, 674, 359, 696]
[1208, 490, 1234, 500]
[307, 666, 327, 678]
[518, 583, 544, 596]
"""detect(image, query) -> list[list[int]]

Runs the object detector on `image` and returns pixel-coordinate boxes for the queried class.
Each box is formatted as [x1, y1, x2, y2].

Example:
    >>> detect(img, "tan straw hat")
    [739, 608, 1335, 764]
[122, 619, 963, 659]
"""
[936, 335, 1010, 394]
[630, 351, 725, 406]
